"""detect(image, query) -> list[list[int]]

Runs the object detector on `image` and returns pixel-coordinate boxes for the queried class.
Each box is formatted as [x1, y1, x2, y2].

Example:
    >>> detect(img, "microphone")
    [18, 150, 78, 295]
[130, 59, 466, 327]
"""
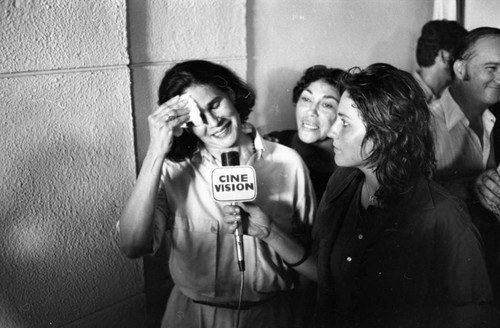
[221, 151, 245, 272]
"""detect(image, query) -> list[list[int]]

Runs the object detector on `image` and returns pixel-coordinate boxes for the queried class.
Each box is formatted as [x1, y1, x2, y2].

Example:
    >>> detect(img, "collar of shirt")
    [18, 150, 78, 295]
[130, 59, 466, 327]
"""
[433, 88, 496, 168]
[434, 88, 496, 132]
[413, 70, 438, 103]
[197, 123, 265, 166]
[433, 88, 467, 131]
[326, 168, 435, 212]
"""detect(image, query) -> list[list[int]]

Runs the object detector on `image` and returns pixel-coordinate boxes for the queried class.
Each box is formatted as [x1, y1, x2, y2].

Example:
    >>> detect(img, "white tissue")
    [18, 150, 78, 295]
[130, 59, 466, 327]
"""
[179, 94, 203, 127]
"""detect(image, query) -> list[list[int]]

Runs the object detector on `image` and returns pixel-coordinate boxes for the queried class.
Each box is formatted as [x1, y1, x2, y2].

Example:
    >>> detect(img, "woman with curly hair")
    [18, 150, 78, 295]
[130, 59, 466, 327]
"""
[226, 63, 498, 327]
[267, 65, 345, 200]
[119, 60, 316, 328]
[312, 63, 497, 328]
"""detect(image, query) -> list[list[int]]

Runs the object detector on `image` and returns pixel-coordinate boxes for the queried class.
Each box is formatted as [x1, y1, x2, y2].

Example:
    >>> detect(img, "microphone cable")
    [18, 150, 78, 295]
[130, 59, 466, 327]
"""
[235, 270, 244, 328]
[233, 204, 245, 328]
[219, 151, 246, 328]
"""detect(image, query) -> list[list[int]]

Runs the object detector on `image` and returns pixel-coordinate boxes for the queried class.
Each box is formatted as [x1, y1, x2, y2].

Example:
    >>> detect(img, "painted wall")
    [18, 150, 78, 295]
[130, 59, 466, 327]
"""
[129, 0, 248, 168]
[0, 1, 144, 327]
[247, 0, 434, 134]
[464, 0, 500, 30]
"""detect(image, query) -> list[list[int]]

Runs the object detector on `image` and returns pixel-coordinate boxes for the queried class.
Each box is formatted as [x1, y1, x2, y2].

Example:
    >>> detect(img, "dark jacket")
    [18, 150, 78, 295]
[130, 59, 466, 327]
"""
[312, 167, 497, 328]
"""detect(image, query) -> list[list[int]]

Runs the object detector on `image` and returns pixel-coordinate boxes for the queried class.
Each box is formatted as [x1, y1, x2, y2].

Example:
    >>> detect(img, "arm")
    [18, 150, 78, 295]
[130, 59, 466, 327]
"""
[119, 97, 190, 258]
[434, 201, 498, 327]
[436, 176, 476, 202]
[222, 202, 317, 281]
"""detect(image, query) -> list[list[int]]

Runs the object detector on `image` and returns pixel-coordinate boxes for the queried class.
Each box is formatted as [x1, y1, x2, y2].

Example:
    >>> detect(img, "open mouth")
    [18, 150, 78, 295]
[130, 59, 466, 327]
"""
[211, 121, 231, 138]
[301, 121, 319, 131]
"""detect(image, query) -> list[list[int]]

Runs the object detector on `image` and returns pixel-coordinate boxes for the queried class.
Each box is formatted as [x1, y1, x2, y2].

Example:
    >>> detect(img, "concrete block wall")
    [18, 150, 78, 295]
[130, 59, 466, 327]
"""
[1, 0, 247, 327]
[0, 1, 145, 327]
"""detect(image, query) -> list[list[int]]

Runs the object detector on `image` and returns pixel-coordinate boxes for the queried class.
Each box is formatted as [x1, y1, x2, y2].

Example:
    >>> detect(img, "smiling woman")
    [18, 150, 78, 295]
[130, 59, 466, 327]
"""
[117, 60, 316, 328]
[266, 65, 346, 201]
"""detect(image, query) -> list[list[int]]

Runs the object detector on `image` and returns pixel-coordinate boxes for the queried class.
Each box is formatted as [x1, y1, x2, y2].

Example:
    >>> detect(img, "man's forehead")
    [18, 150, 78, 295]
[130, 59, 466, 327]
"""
[468, 35, 500, 60]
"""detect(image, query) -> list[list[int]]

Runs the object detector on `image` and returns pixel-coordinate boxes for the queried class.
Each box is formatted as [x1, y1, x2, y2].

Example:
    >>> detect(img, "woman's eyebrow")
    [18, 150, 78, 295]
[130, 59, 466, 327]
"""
[203, 96, 223, 110]
[323, 95, 339, 102]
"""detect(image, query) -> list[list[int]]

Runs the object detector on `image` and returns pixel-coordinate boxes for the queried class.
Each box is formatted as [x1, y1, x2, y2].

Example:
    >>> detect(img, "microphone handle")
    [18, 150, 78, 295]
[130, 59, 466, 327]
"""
[234, 218, 245, 272]
[221, 151, 245, 272]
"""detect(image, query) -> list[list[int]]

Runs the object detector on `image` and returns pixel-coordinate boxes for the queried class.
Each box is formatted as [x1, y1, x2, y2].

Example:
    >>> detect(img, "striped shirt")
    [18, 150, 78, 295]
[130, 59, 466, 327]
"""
[430, 88, 496, 183]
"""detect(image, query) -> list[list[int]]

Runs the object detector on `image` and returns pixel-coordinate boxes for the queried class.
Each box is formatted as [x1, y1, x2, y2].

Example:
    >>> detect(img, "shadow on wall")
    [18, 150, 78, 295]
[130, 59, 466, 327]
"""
[143, 238, 174, 328]
[1, 70, 144, 327]
[126, 1, 175, 327]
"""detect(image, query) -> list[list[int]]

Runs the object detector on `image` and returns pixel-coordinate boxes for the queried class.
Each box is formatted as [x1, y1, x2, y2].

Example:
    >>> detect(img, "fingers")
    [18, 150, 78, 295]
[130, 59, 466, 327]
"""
[263, 135, 279, 142]
[150, 96, 190, 127]
[222, 205, 242, 230]
[474, 170, 500, 214]
[236, 201, 257, 213]
[476, 170, 500, 198]
[222, 204, 241, 216]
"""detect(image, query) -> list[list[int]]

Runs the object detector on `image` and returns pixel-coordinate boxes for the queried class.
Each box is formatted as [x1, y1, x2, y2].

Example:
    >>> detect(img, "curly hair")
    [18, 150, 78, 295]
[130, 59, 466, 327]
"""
[157, 60, 256, 162]
[340, 63, 436, 205]
[416, 20, 466, 67]
[292, 65, 346, 104]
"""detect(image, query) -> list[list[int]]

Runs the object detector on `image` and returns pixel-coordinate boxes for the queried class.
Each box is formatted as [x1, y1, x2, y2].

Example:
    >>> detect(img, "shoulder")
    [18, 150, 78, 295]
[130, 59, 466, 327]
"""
[262, 138, 304, 163]
[313, 168, 361, 237]
[322, 168, 361, 201]
[429, 87, 457, 117]
[161, 157, 197, 177]
[265, 129, 297, 147]
[409, 179, 473, 236]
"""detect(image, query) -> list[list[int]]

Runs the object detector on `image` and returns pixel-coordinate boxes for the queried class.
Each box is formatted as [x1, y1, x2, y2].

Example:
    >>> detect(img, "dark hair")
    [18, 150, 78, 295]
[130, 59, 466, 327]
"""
[292, 65, 345, 104]
[453, 26, 500, 62]
[416, 20, 466, 67]
[340, 63, 436, 205]
[157, 60, 256, 161]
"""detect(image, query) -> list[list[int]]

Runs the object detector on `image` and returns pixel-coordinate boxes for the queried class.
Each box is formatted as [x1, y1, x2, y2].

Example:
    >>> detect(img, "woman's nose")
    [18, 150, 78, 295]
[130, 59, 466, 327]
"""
[203, 110, 220, 127]
[307, 102, 320, 116]
[327, 121, 338, 139]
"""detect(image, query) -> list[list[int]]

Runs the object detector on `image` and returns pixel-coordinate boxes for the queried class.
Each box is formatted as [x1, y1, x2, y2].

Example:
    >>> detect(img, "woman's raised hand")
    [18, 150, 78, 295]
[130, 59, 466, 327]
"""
[147, 95, 190, 156]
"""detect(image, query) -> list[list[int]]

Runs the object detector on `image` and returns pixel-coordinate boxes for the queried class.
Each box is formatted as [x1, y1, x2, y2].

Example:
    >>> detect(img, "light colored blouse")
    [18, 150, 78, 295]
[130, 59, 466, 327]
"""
[152, 126, 316, 303]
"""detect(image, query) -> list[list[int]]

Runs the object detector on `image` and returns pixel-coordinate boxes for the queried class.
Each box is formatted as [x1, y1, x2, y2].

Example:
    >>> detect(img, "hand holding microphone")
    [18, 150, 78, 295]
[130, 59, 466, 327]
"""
[213, 151, 258, 272]
[222, 203, 273, 241]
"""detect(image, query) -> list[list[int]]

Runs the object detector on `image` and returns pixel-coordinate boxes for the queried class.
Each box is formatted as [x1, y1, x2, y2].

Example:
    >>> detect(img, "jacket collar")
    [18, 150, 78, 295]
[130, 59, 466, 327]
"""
[324, 168, 436, 214]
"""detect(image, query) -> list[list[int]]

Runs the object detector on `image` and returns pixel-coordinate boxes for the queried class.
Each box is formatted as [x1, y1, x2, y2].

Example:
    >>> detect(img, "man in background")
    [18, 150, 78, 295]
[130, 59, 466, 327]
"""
[431, 26, 500, 313]
[414, 20, 467, 103]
